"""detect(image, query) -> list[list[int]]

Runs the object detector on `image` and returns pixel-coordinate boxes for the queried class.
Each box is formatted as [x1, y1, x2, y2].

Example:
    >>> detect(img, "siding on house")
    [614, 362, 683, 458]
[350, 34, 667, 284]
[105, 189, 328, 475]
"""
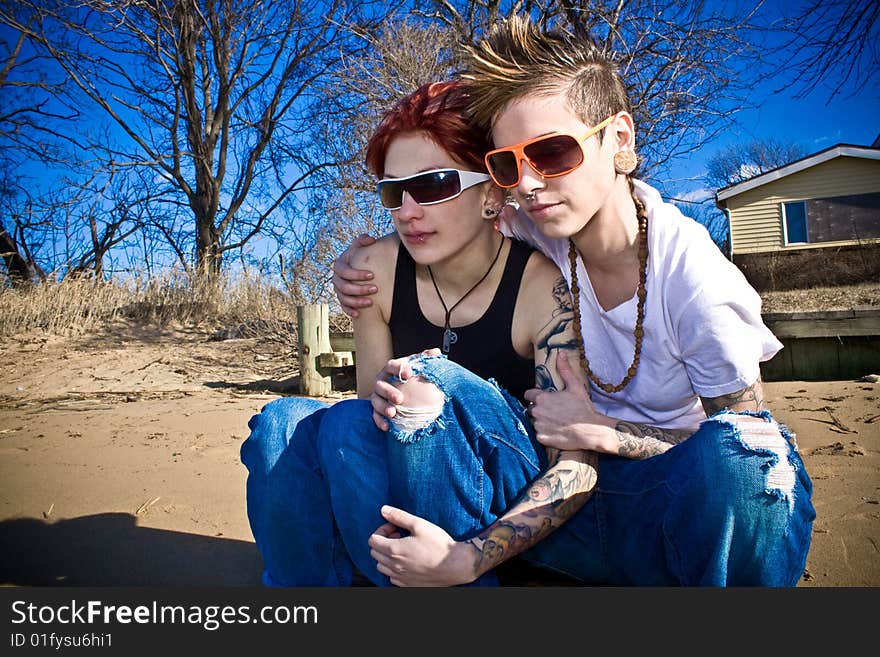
[725, 156, 880, 254]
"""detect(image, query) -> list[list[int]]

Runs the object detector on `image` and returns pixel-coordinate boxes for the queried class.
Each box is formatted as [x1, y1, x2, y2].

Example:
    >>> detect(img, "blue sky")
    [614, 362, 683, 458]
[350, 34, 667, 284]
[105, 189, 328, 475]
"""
[660, 0, 880, 204]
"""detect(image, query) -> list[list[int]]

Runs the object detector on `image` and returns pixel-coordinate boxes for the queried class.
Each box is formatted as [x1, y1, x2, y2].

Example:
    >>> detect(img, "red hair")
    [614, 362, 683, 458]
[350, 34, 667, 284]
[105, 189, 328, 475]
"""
[365, 81, 492, 178]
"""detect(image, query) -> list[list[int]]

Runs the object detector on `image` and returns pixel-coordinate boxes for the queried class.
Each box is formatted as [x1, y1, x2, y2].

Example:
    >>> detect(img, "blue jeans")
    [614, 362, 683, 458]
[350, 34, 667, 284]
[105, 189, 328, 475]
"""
[524, 408, 815, 586]
[240, 356, 546, 586]
[242, 356, 815, 586]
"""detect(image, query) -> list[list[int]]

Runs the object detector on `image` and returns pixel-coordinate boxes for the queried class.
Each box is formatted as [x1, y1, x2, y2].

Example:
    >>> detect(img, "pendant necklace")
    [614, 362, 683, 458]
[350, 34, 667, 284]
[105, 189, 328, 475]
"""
[427, 235, 505, 353]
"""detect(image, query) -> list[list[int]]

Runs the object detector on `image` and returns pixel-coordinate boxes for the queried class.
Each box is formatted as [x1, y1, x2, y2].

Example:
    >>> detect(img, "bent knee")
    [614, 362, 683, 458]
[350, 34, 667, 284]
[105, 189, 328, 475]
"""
[698, 414, 801, 512]
[389, 376, 445, 433]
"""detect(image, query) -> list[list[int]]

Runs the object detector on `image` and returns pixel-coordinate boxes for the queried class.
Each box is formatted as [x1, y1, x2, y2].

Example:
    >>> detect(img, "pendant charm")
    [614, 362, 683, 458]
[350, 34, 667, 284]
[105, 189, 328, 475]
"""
[442, 328, 458, 353]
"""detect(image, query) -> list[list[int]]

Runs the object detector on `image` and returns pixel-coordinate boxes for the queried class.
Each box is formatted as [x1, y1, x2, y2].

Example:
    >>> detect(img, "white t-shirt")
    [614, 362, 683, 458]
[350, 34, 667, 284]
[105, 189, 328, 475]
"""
[502, 179, 782, 431]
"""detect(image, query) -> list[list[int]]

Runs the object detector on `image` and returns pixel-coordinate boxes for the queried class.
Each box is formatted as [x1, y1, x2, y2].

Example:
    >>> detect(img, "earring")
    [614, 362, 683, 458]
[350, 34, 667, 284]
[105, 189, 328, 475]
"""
[613, 150, 638, 175]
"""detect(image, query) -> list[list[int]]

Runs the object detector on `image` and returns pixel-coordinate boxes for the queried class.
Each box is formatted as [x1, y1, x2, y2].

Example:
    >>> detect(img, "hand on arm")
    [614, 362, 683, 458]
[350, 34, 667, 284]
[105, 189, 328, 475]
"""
[528, 351, 691, 458]
[367, 352, 598, 585]
[533, 366, 771, 459]
[350, 237, 397, 399]
[366, 266, 600, 587]
[332, 233, 379, 318]
[369, 506, 472, 587]
[368, 449, 597, 587]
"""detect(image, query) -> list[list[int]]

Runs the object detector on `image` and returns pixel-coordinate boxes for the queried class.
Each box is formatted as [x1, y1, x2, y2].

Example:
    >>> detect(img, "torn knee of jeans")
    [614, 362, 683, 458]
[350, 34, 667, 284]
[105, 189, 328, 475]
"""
[388, 376, 446, 443]
[716, 412, 799, 512]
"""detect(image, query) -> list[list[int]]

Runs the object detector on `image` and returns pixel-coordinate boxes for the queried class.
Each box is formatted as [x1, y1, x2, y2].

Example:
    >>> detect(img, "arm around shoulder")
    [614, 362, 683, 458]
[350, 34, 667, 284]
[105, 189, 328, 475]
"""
[350, 235, 399, 397]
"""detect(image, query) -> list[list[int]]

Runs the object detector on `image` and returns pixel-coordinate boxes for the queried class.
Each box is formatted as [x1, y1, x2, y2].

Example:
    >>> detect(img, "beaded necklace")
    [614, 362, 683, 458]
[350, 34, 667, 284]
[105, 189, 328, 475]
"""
[566, 196, 648, 393]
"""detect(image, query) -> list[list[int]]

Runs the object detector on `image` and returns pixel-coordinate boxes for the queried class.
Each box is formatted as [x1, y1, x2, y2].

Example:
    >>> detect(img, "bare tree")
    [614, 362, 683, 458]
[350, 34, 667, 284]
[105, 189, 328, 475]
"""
[1, 9, 78, 284]
[414, 0, 768, 177]
[61, 169, 150, 279]
[0, 173, 48, 284]
[777, 0, 879, 101]
[0, 6, 79, 158]
[274, 19, 459, 306]
[1, 0, 384, 283]
[706, 138, 806, 190]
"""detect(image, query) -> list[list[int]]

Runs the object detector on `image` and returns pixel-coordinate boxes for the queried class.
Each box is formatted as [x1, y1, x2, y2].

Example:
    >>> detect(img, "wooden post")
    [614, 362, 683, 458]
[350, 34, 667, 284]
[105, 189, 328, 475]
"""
[297, 303, 332, 396]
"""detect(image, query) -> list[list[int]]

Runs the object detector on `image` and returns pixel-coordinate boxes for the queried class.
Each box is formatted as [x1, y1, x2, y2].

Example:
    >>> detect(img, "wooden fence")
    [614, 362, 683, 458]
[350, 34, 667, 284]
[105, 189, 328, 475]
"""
[760, 308, 880, 381]
[297, 304, 355, 396]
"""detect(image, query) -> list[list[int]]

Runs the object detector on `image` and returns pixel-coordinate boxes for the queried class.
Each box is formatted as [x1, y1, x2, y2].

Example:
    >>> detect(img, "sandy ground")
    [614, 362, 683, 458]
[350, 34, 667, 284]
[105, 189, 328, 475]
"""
[1, 319, 878, 587]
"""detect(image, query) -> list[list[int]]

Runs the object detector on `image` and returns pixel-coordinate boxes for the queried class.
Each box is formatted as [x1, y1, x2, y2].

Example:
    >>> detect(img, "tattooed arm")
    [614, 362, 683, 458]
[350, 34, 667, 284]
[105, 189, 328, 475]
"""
[452, 259, 600, 577]
[605, 377, 769, 458]
[700, 377, 767, 416]
[368, 434, 596, 586]
[464, 450, 596, 578]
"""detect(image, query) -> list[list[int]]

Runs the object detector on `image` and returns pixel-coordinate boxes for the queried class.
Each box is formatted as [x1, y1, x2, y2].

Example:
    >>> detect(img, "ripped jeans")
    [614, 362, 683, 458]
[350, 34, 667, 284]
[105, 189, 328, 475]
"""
[241, 355, 815, 586]
[525, 407, 816, 586]
[240, 355, 546, 586]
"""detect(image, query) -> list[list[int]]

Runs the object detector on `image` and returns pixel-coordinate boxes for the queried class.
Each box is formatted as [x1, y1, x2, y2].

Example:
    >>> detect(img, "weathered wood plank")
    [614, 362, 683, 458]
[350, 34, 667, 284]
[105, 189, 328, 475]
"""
[763, 309, 880, 338]
[297, 304, 332, 396]
[317, 351, 355, 368]
[765, 315, 880, 338]
[329, 332, 355, 353]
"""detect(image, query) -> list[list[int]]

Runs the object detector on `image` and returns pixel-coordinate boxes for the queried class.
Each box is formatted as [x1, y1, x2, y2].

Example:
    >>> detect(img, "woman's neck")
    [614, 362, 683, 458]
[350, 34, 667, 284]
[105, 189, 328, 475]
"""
[571, 180, 640, 272]
[422, 229, 503, 296]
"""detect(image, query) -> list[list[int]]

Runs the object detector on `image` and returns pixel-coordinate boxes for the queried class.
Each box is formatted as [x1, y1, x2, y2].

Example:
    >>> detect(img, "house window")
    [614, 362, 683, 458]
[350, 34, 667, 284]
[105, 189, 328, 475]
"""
[783, 201, 808, 244]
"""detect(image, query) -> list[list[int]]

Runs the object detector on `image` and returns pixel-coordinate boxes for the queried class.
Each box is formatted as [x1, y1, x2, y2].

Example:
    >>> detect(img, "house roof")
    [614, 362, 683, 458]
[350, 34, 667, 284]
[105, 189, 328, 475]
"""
[716, 144, 880, 202]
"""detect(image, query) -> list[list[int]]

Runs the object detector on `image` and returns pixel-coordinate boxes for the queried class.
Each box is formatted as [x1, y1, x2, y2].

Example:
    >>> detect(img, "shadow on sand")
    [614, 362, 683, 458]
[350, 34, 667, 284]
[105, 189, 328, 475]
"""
[203, 367, 356, 396]
[0, 513, 263, 586]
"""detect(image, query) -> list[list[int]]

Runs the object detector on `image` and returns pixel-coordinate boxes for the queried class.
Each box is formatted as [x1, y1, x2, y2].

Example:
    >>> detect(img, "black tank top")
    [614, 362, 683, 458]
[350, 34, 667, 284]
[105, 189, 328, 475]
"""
[389, 238, 535, 402]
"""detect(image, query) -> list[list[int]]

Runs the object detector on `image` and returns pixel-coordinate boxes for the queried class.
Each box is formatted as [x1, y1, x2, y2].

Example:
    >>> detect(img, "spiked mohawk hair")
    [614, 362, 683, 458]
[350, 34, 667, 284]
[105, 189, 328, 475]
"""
[459, 15, 631, 137]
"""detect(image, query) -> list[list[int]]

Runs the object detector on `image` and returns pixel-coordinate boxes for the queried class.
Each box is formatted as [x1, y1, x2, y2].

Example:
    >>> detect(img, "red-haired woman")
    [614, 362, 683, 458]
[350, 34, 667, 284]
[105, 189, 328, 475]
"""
[240, 81, 596, 587]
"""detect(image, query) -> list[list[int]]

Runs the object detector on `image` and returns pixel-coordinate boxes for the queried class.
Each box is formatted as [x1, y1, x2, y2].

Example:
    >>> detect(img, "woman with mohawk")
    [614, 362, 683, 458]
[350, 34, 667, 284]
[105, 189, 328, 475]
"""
[336, 15, 815, 586]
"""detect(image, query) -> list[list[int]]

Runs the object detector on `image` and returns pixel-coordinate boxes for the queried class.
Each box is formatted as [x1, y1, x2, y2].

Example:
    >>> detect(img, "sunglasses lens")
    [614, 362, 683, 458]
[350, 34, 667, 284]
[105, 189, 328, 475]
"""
[407, 170, 461, 205]
[378, 181, 403, 209]
[525, 135, 583, 176]
[378, 171, 462, 209]
[486, 151, 519, 187]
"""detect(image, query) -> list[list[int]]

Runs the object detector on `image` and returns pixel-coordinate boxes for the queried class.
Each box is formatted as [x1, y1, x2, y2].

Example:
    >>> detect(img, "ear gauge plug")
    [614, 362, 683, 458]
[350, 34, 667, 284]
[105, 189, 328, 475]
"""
[613, 150, 638, 175]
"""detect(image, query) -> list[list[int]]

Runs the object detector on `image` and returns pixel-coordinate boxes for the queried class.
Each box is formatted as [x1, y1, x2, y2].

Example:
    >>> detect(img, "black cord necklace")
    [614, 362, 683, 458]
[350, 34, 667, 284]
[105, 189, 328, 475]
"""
[427, 235, 505, 353]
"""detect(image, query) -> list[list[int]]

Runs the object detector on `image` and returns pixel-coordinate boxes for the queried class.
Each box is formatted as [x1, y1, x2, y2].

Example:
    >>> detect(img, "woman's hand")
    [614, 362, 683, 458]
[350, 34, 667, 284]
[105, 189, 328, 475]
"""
[332, 233, 379, 318]
[368, 505, 477, 587]
[523, 351, 617, 454]
[370, 350, 442, 430]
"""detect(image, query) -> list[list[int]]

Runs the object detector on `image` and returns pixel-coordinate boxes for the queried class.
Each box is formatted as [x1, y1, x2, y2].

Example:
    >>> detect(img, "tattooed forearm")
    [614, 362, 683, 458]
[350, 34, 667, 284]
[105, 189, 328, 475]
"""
[464, 452, 597, 574]
[614, 421, 692, 459]
[701, 379, 767, 416]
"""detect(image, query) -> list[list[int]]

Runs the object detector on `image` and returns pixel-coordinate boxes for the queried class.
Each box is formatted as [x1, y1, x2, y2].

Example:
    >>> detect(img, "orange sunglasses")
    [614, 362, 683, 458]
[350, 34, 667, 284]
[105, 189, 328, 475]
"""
[484, 114, 616, 188]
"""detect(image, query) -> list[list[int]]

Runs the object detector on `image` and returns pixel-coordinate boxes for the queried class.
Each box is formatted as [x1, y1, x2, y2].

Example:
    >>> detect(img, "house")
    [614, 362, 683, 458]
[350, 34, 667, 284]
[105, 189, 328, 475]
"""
[715, 141, 880, 291]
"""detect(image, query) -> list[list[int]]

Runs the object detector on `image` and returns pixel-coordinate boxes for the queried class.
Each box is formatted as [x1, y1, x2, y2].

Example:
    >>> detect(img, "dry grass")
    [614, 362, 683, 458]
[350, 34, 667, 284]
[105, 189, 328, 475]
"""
[3, 272, 873, 341]
[0, 270, 335, 341]
[0, 275, 130, 337]
[760, 282, 880, 314]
